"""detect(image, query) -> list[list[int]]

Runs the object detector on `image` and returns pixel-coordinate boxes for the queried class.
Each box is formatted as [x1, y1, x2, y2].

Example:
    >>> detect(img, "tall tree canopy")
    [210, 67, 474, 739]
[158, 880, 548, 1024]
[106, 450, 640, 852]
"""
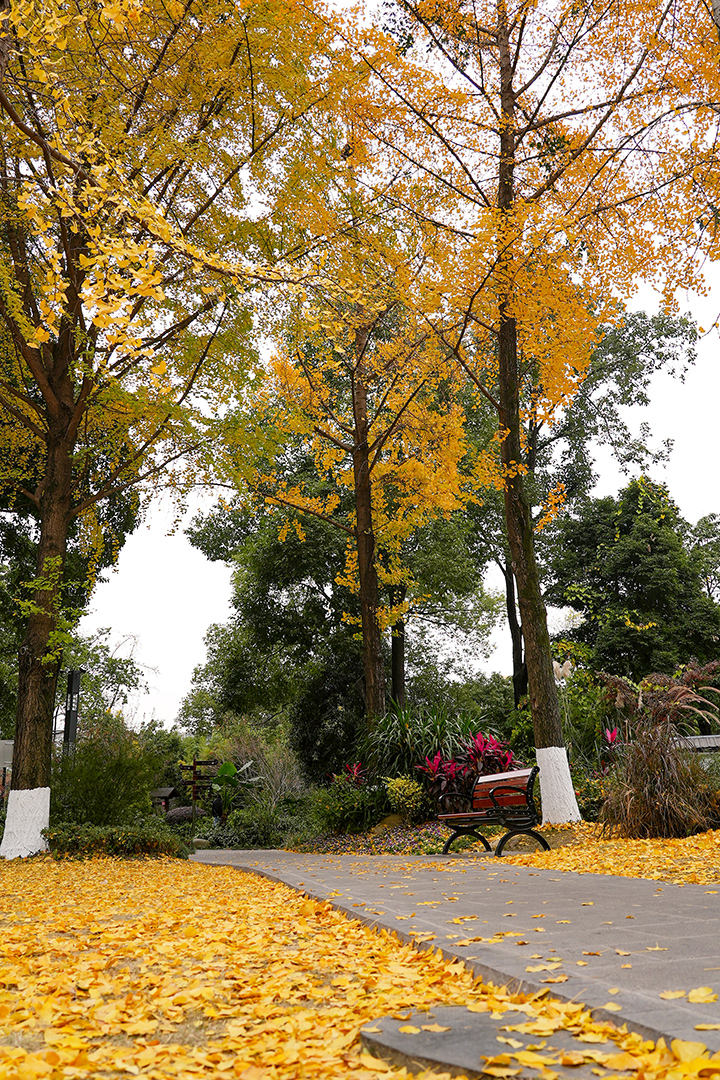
[333, 0, 720, 819]
[0, 0, 357, 856]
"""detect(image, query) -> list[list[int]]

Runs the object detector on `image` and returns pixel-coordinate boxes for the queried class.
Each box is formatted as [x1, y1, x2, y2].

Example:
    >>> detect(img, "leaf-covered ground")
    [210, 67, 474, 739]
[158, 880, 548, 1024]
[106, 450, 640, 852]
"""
[497, 825, 720, 886]
[296, 824, 720, 887]
[1, 859, 720, 1080]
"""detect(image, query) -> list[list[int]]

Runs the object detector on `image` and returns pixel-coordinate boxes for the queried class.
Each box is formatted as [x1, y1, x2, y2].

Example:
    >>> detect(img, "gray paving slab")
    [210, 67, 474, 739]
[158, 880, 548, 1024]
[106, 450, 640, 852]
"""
[190, 849, 720, 1051]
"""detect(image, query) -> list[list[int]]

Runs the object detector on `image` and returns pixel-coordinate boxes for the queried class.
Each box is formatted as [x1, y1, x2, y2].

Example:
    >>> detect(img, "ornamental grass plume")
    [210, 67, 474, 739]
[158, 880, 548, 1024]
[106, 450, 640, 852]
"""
[600, 716, 715, 839]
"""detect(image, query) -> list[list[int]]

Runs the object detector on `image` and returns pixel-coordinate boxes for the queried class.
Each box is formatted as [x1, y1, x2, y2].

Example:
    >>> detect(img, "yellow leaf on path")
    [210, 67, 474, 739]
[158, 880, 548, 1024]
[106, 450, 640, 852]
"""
[621, 964, 632, 968]
[422, 1023, 451, 1032]
[581, 902, 594, 906]
[359, 1054, 391, 1071]
[696, 1024, 720, 1031]
[577, 961, 588, 966]
[607, 987, 619, 994]
[647, 944, 668, 951]
[660, 990, 686, 1000]
[615, 950, 630, 955]
[560, 1052, 586, 1066]
[514, 1050, 558, 1067]
[602, 1002, 622, 1011]
[557, 920, 571, 924]
[543, 975, 568, 983]
[688, 987, 718, 1003]
[398, 1024, 421, 1034]
[498, 1037, 524, 1048]
[603, 1052, 641, 1069]
[483, 1068, 522, 1077]
[671, 1040, 707, 1062]
[583, 951, 601, 956]
[362, 1026, 382, 1033]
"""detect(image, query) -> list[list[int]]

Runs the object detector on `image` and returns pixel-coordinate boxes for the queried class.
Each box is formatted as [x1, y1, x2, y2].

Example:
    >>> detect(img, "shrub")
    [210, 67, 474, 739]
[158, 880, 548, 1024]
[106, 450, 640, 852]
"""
[571, 769, 606, 822]
[600, 717, 717, 838]
[362, 704, 481, 777]
[310, 778, 390, 834]
[385, 777, 429, 825]
[42, 820, 188, 859]
[416, 730, 521, 805]
[51, 716, 166, 826]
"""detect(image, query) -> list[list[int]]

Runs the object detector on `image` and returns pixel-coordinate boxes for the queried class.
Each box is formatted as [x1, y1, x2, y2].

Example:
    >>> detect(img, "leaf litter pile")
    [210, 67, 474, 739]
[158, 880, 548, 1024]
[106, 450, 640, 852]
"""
[2, 861, 720, 1080]
[499, 825, 720, 886]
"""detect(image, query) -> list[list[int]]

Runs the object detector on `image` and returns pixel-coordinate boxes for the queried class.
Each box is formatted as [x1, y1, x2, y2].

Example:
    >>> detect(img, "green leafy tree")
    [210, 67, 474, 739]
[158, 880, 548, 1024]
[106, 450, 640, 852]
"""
[546, 479, 720, 680]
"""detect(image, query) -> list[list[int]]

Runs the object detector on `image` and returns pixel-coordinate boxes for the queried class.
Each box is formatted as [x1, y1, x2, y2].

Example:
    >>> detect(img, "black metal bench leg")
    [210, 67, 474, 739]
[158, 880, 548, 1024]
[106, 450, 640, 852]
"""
[442, 829, 493, 855]
[495, 828, 551, 857]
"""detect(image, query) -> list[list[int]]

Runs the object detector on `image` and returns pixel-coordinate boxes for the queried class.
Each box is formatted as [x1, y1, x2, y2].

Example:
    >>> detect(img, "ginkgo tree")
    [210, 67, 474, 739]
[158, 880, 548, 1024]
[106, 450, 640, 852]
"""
[342, 0, 720, 820]
[0, 0, 358, 857]
[237, 186, 499, 720]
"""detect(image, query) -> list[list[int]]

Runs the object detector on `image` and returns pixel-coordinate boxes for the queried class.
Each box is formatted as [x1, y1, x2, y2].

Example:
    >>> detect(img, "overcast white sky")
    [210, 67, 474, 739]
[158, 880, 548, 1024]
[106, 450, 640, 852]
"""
[79, 280, 720, 727]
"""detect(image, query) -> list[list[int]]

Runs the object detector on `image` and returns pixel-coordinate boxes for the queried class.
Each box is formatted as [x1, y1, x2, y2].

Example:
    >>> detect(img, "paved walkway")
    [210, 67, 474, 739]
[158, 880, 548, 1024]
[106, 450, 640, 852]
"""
[190, 849, 720, 1051]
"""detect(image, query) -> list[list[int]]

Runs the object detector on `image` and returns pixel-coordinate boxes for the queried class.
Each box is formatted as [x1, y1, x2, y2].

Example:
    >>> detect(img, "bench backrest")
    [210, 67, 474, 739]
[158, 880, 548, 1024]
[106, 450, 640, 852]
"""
[471, 768, 535, 812]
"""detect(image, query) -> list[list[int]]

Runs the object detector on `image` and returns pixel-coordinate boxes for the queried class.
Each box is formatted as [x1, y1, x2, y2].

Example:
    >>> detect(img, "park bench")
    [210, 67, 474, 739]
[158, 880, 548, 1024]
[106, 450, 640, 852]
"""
[437, 765, 550, 857]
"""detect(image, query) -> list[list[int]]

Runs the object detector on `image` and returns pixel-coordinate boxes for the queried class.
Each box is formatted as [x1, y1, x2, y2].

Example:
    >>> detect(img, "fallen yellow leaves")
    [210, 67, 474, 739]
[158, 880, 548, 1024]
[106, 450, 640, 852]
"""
[503, 825, 720, 885]
[0, 858, 718, 1080]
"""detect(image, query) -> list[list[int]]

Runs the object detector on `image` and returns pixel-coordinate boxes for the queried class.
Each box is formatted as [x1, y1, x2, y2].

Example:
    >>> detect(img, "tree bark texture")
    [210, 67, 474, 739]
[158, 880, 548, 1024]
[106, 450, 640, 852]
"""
[13, 433, 73, 790]
[352, 325, 386, 722]
[390, 586, 407, 708]
[502, 558, 527, 707]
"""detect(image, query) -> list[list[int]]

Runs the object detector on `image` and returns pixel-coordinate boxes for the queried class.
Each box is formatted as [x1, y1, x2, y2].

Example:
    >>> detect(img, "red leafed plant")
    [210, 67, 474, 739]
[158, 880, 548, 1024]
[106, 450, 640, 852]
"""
[416, 732, 522, 806]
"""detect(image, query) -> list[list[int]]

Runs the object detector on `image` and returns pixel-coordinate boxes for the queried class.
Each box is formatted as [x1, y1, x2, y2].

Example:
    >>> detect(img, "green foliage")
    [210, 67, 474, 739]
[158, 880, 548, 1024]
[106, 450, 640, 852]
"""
[553, 664, 616, 769]
[362, 703, 480, 777]
[57, 630, 149, 730]
[570, 769, 606, 822]
[208, 717, 305, 809]
[42, 820, 188, 859]
[310, 779, 390, 835]
[50, 716, 167, 826]
[288, 654, 367, 784]
[385, 777, 429, 825]
[546, 478, 720, 679]
[600, 718, 718, 839]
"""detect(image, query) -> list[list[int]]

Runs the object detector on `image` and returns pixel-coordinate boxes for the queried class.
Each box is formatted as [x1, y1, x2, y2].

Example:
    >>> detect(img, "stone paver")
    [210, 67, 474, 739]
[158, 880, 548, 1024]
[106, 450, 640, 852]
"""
[190, 849, 720, 1051]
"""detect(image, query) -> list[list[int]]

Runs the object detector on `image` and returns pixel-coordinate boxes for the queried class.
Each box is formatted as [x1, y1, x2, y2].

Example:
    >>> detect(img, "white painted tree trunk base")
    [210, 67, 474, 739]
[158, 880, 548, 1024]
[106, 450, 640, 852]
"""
[0, 788, 50, 859]
[536, 746, 581, 824]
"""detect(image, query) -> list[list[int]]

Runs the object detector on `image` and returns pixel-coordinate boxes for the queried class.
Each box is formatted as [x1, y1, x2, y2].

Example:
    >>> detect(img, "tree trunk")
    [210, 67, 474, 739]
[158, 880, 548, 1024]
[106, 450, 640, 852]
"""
[1, 409, 74, 856]
[390, 586, 407, 709]
[495, 2, 579, 823]
[352, 325, 386, 723]
[502, 558, 527, 707]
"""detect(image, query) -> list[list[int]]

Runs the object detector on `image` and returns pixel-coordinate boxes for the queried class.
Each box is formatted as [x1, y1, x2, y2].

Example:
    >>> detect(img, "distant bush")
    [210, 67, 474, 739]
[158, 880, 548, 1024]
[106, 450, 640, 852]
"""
[310, 776, 390, 835]
[51, 715, 166, 826]
[385, 777, 429, 825]
[42, 820, 188, 859]
[362, 704, 481, 777]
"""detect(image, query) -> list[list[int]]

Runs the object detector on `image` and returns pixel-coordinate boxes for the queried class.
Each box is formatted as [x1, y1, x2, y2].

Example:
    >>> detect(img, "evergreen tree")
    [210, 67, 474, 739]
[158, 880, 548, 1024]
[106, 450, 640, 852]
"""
[546, 479, 720, 680]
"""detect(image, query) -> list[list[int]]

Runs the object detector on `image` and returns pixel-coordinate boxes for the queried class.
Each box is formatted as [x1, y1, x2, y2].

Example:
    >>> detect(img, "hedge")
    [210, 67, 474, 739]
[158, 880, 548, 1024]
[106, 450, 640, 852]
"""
[41, 821, 189, 859]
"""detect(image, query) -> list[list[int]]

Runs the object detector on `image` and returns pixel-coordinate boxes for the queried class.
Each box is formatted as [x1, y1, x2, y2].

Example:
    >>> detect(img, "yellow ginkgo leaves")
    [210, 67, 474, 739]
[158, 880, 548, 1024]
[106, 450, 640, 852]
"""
[502, 823, 720, 886]
[0, 857, 719, 1080]
[661, 988, 718, 1004]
